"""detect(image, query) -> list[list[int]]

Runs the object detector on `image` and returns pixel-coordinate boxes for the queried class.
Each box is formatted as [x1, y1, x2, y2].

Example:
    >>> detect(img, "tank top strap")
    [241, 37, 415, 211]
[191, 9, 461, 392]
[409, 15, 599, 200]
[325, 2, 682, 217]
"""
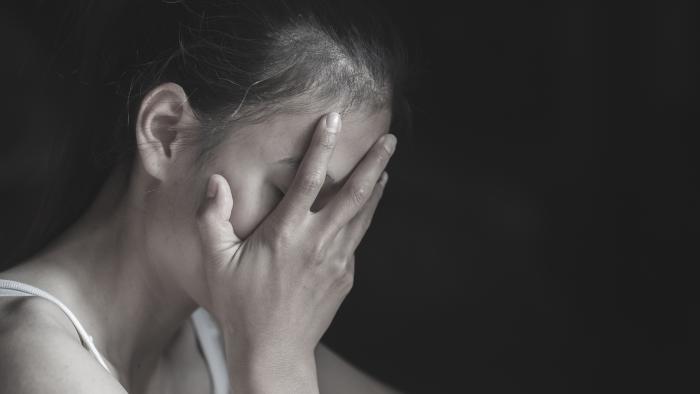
[0, 278, 114, 376]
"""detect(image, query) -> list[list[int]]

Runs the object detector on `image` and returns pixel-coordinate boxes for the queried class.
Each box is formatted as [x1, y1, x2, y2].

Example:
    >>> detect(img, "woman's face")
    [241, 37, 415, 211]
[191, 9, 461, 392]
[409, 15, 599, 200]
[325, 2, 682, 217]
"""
[151, 107, 392, 303]
[204, 108, 392, 238]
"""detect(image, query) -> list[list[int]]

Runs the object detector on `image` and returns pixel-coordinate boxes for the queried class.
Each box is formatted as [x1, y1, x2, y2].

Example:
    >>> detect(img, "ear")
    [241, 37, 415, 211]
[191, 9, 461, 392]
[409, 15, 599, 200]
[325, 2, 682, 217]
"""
[135, 82, 198, 181]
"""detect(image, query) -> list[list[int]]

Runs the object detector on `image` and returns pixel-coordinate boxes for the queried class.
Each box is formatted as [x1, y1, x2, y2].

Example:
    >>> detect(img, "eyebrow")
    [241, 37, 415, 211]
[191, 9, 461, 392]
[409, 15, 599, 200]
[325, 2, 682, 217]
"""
[276, 156, 338, 186]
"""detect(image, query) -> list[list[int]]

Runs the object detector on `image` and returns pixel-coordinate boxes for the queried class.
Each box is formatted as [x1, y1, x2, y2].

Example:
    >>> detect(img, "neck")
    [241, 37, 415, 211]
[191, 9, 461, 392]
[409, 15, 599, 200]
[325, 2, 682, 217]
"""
[3, 162, 197, 392]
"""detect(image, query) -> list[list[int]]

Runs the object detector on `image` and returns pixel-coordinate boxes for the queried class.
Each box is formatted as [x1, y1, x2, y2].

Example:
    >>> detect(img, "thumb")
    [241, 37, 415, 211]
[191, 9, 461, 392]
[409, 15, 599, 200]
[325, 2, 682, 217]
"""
[197, 174, 241, 262]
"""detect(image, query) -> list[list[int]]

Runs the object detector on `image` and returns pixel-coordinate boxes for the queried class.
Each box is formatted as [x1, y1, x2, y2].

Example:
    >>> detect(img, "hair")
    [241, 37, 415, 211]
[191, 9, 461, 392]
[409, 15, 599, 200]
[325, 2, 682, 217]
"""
[2, 0, 410, 267]
[102, 0, 410, 170]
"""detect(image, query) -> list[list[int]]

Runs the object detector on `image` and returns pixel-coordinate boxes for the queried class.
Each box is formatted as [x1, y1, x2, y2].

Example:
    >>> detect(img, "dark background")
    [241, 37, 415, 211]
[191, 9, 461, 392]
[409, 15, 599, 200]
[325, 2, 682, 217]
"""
[0, 1, 697, 393]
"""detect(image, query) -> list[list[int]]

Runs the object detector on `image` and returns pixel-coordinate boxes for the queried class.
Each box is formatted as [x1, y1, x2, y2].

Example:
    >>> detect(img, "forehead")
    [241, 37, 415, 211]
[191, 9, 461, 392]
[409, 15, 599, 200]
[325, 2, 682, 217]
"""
[238, 108, 392, 182]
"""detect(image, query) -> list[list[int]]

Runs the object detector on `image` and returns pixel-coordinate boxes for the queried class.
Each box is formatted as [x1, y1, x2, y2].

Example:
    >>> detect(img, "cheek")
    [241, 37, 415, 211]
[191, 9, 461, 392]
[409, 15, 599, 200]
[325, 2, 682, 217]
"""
[206, 137, 283, 240]
[227, 173, 282, 240]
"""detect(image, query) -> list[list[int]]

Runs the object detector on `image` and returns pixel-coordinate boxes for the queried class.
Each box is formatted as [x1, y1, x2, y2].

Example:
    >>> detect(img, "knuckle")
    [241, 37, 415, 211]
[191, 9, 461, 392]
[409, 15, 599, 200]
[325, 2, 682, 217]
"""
[306, 240, 327, 263]
[264, 221, 295, 250]
[299, 172, 324, 194]
[318, 132, 336, 150]
[350, 181, 371, 207]
[340, 274, 354, 293]
[337, 262, 354, 292]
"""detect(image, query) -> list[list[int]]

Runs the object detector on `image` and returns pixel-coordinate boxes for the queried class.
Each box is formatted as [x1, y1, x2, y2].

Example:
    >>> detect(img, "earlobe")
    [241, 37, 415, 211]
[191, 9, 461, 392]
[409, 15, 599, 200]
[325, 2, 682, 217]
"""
[135, 82, 197, 180]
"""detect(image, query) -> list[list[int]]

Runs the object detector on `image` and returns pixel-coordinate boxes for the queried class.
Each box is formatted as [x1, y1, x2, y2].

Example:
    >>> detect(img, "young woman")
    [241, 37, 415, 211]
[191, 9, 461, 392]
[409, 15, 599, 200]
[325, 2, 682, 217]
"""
[0, 1, 407, 393]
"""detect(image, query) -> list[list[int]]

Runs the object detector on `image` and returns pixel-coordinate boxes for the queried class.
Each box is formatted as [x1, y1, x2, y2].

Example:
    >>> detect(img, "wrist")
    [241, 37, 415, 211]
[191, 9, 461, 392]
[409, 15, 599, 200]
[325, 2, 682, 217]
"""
[229, 348, 319, 394]
[219, 323, 318, 394]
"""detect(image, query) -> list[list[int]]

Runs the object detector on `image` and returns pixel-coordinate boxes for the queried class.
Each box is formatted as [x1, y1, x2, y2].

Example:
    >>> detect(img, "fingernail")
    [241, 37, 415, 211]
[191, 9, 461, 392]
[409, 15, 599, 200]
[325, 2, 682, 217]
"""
[379, 172, 389, 186]
[207, 176, 218, 198]
[383, 134, 396, 154]
[326, 112, 340, 132]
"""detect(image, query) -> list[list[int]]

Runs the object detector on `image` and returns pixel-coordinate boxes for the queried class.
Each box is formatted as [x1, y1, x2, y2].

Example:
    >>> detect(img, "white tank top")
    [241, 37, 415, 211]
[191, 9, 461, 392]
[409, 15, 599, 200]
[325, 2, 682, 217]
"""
[0, 279, 230, 394]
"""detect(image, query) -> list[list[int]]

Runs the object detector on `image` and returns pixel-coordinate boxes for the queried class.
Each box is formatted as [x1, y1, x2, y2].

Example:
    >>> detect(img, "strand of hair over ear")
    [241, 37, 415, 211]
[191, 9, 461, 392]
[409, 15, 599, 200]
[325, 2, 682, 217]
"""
[227, 79, 263, 120]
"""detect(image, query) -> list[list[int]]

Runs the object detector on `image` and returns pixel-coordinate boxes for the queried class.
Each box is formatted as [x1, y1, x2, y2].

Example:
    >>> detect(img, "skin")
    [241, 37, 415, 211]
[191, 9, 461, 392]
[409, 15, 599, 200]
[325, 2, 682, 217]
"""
[0, 83, 399, 393]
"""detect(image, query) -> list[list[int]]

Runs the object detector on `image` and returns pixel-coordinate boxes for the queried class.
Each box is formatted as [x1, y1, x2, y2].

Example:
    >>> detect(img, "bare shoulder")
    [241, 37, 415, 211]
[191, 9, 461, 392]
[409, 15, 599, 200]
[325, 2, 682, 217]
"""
[316, 343, 402, 394]
[0, 297, 126, 394]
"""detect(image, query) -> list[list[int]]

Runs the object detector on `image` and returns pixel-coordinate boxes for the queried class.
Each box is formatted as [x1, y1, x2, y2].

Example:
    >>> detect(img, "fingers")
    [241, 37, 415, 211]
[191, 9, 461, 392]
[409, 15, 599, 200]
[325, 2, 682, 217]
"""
[277, 112, 340, 220]
[319, 133, 396, 234]
[337, 172, 389, 257]
[196, 174, 241, 264]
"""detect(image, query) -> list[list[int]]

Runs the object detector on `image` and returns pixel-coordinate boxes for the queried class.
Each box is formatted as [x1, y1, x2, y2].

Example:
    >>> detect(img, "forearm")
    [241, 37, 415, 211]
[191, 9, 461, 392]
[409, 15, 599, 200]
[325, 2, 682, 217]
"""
[221, 327, 320, 394]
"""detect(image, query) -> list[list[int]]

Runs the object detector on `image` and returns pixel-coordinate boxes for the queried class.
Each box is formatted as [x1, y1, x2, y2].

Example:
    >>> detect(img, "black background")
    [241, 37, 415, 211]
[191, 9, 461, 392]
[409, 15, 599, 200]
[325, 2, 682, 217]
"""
[0, 1, 697, 393]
